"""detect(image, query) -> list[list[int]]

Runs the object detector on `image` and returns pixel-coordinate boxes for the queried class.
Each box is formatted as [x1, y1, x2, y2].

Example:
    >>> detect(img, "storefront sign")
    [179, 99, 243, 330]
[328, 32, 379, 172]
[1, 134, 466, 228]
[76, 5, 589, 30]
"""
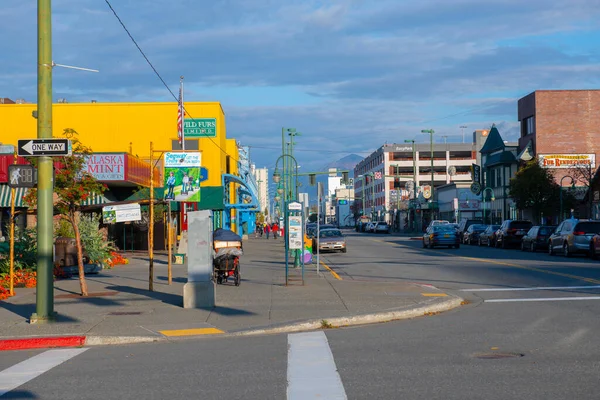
[84, 154, 125, 181]
[184, 118, 217, 137]
[163, 152, 202, 202]
[102, 203, 141, 224]
[471, 164, 481, 184]
[538, 154, 596, 169]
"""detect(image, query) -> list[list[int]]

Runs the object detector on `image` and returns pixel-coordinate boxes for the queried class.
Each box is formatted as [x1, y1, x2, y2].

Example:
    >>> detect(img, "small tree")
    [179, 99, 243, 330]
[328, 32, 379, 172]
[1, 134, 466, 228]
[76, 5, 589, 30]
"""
[568, 162, 597, 218]
[24, 129, 106, 296]
[509, 159, 561, 223]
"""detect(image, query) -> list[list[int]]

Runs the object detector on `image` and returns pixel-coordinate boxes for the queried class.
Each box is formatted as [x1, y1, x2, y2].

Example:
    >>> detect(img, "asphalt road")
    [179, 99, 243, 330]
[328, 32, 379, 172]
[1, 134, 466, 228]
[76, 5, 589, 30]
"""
[3, 232, 600, 399]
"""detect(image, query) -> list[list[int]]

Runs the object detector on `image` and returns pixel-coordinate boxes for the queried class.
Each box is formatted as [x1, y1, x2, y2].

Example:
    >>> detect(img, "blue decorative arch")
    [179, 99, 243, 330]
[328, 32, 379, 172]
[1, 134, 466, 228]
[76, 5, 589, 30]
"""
[222, 173, 259, 209]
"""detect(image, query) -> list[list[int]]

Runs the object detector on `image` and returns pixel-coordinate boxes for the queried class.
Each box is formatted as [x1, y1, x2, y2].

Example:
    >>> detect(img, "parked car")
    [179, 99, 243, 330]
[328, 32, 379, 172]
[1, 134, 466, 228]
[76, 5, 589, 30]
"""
[478, 225, 501, 247]
[590, 234, 600, 260]
[463, 224, 487, 245]
[312, 228, 347, 253]
[495, 220, 533, 248]
[307, 224, 337, 238]
[427, 220, 450, 229]
[457, 218, 483, 238]
[364, 222, 377, 233]
[374, 222, 391, 234]
[520, 225, 556, 252]
[423, 225, 460, 249]
[548, 219, 600, 257]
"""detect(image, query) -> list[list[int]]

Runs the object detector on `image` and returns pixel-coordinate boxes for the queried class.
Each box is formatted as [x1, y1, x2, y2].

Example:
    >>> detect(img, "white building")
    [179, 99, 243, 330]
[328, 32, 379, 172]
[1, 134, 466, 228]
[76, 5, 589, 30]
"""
[298, 192, 309, 218]
[252, 166, 270, 216]
[335, 188, 355, 227]
[354, 142, 477, 225]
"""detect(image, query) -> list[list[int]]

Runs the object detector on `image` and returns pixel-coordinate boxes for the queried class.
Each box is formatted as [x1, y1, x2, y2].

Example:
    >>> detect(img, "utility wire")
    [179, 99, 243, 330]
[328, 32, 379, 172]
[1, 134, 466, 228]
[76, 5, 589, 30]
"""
[103, 0, 239, 163]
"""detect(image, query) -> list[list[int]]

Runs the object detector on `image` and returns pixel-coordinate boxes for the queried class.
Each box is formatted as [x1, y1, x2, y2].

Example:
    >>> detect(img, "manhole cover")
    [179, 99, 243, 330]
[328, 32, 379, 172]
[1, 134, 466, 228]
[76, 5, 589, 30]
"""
[474, 352, 524, 359]
[108, 311, 143, 316]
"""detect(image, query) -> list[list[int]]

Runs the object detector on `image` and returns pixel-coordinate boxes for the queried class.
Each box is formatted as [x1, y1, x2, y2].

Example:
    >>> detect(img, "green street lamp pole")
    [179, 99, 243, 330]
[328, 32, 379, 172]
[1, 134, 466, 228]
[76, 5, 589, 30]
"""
[559, 175, 575, 222]
[404, 139, 416, 232]
[421, 130, 435, 219]
[482, 187, 495, 225]
[32, 0, 56, 323]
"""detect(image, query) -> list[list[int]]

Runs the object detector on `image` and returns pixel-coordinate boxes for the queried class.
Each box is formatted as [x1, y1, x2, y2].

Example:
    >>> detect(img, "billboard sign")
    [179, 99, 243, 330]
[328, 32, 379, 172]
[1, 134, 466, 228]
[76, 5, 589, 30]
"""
[102, 203, 142, 224]
[83, 154, 125, 181]
[538, 154, 596, 169]
[184, 118, 217, 137]
[163, 152, 202, 202]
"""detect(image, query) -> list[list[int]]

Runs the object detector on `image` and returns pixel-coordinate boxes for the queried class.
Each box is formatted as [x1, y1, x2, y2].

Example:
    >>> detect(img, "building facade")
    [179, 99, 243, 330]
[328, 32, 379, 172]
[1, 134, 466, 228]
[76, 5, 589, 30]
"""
[354, 142, 476, 224]
[252, 166, 270, 216]
[518, 90, 600, 219]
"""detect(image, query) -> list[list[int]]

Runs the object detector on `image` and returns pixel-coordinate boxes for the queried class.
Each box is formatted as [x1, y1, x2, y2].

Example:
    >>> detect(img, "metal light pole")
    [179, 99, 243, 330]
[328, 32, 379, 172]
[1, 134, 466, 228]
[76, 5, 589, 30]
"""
[421, 129, 435, 219]
[560, 175, 575, 222]
[403, 139, 417, 232]
[460, 125, 467, 143]
[32, 0, 56, 323]
[482, 187, 495, 225]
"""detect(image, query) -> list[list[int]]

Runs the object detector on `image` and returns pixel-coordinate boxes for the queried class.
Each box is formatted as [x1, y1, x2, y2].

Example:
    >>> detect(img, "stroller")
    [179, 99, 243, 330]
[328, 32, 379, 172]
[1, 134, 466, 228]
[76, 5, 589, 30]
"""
[212, 228, 243, 286]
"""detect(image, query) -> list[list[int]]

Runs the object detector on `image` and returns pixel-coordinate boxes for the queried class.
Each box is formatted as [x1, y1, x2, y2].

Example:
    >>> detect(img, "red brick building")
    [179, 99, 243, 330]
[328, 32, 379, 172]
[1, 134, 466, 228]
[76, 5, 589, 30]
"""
[518, 90, 600, 219]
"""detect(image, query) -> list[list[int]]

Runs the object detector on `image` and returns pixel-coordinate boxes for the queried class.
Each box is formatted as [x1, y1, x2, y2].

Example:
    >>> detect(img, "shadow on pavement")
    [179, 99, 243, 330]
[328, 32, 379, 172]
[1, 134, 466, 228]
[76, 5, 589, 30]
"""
[1, 390, 38, 399]
[106, 285, 183, 307]
[0, 300, 81, 323]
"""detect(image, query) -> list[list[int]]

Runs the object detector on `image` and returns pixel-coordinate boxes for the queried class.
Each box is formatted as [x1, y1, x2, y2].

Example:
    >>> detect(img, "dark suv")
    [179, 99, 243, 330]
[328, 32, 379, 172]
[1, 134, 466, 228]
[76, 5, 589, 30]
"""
[457, 218, 483, 238]
[495, 220, 533, 248]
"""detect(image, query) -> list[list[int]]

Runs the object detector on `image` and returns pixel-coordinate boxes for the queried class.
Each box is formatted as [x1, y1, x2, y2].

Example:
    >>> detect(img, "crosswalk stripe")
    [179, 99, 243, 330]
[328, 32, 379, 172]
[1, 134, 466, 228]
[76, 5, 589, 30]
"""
[0, 348, 88, 397]
[287, 331, 347, 400]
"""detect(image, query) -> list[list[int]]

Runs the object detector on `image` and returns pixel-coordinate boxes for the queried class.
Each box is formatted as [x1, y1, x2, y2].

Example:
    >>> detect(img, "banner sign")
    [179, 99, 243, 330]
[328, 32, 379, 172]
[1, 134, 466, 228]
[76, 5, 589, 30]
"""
[288, 216, 303, 250]
[163, 152, 202, 202]
[471, 164, 481, 184]
[83, 154, 125, 181]
[538, 154, 596, 169]
[102, 203, 141, 224]
[183, 118, 217, 138]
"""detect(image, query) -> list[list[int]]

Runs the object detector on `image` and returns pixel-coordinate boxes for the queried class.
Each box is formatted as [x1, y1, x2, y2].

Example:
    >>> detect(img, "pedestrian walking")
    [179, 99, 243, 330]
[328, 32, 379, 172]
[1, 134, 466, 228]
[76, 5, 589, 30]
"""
[272, 223, 280, 239]
[257, 223, 263, 238]
[265, 223, 271, 239]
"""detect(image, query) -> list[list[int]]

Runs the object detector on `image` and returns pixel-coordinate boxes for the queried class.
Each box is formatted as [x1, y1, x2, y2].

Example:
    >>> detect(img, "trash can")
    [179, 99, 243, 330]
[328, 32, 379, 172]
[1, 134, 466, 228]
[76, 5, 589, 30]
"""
[54, 237, 79, 267]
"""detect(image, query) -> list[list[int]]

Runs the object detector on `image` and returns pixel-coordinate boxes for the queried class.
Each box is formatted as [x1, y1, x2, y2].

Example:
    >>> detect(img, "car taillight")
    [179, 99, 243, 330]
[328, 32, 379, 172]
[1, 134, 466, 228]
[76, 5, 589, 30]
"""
[573, 231, 586, 236]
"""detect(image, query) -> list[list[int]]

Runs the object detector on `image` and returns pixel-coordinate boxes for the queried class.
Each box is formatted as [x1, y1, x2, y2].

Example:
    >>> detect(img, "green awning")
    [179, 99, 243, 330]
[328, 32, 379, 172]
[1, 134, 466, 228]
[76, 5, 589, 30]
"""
[0, 185, 29, 208]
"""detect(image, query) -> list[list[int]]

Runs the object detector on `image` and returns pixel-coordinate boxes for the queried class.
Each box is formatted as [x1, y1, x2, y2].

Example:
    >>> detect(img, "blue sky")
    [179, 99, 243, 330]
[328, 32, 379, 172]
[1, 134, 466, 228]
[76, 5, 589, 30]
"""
[1, 0, 599, 172]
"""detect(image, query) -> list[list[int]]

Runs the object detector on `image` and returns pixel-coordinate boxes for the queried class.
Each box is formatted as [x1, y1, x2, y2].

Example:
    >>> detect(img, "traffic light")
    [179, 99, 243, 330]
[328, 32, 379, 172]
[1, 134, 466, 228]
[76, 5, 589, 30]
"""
[309, 174, 316, 186]
[394, 178, 400, 188]
[342, 171, 349, 184]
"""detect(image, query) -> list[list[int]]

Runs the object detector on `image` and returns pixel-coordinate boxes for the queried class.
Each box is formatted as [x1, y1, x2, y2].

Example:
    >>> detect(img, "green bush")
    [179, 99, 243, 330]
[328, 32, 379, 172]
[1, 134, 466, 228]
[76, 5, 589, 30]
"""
[0, 228, 38, 274]
[77, 213, 115, 264]
[54, 218, 74, 238]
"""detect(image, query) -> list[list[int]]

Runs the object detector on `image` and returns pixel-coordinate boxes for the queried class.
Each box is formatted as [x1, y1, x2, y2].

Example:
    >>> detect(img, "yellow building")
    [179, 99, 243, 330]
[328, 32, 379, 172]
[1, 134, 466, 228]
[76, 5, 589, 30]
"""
[0, 101, 255, 240]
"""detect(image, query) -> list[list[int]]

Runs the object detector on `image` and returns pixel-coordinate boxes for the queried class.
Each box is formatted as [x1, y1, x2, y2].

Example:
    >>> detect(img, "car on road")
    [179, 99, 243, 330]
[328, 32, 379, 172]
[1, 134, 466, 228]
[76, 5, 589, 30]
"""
[307, 224, 336, 238]
[590, 234, 600, 260]
[374, 222, 391, 234]
[457, 218, 483, 238]
[478, 225, 501, 247]
[312, 228, 347, 253]
[548, 219, 600, 257]
[423, 225, 460, 249]
[364, 222, 377, 233]
[463, 224, 487, 245]
[495, 220, 533, 249]
[427, 220, 450, 229]
[520, 225, 556, 252]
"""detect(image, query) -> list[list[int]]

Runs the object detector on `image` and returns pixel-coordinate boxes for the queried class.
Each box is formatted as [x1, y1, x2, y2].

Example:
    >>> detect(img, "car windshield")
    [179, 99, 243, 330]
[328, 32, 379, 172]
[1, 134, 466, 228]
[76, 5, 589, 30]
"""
[378, 223, 388, 226]
[486, 225, 500, 232]
[320, 229, 342, 238]
[539, 226, 555, 235]
[511, 221, 532, 229]
[435, 225, 455, 232]
[575, 222, 600, 234]
[472, 225, 487, 230]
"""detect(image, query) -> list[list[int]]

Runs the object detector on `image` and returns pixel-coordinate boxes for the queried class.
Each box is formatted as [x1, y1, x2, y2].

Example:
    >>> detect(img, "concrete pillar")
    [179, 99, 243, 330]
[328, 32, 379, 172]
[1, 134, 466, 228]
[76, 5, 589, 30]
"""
[183, 210, 215, 309]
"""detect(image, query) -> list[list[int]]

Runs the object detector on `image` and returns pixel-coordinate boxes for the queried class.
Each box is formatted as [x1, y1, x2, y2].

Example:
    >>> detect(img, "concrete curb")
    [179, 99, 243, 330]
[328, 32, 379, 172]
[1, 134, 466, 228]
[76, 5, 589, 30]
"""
[228, 294, 463, 337]
[0, 296, 463, 350]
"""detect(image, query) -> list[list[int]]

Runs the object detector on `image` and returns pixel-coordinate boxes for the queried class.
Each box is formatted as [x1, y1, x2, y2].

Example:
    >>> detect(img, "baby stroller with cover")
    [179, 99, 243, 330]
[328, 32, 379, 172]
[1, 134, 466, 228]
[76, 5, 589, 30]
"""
[212, 228, 243, 286]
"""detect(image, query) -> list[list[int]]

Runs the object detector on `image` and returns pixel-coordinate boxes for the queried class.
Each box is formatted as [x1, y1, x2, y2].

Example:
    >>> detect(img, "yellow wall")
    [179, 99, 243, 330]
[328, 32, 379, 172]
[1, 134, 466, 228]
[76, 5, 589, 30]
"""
[0, 101, 234, 187]
[226, 138, 239, 230]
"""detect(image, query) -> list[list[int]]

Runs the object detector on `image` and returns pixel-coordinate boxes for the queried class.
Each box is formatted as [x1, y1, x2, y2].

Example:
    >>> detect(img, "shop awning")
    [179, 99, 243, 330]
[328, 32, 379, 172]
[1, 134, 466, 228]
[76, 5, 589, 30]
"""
[0, 185, 29, 207]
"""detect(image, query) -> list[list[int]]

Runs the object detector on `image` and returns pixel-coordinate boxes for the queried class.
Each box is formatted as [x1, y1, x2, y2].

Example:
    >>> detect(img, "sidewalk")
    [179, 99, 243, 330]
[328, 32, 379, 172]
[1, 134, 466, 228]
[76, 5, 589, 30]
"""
[0, 236, 461, 350]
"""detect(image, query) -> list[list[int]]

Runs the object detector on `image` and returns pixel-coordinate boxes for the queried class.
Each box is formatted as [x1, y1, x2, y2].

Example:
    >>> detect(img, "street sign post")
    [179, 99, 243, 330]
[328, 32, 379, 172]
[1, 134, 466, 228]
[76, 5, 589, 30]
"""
[18, 139, 71, 156]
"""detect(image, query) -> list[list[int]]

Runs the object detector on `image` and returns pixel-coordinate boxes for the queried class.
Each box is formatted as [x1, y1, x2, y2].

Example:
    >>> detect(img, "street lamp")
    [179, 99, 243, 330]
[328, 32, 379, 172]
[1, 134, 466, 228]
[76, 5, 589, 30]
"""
[404, 139, 417, 232]
[421, 129, 435, 218]
[560, 175, 576, 222]
[482, 187, 495, 225]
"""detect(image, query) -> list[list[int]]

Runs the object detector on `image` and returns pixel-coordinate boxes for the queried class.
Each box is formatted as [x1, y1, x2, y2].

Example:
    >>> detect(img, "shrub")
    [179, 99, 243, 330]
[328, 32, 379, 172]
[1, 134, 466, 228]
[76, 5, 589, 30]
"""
[77, 213, 115, 264]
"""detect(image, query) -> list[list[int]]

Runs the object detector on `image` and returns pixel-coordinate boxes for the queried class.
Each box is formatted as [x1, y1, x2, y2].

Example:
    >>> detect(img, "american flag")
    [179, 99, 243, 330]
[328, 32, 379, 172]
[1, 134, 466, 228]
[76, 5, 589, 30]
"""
[177, 85, 183, 146]
[374, 171, 382, 180]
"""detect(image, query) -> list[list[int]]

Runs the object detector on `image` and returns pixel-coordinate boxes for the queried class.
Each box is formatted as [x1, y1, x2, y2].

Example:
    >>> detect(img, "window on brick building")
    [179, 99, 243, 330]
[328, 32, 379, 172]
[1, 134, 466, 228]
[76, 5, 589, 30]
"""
[522, 116, 535, 137]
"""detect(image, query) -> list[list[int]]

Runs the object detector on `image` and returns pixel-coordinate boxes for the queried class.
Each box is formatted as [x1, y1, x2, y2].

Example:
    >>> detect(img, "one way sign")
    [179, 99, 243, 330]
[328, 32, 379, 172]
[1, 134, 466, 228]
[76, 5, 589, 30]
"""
[18, 139, 72, 156]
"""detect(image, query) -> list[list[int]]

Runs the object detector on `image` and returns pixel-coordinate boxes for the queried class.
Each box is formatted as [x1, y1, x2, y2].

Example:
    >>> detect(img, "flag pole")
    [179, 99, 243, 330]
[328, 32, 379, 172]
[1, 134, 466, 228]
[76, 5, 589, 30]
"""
[180, 76, 185, 151]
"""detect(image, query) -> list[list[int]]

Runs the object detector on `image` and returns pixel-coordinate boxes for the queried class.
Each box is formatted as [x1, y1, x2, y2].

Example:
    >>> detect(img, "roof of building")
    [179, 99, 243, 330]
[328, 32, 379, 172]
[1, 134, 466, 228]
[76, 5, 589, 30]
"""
[484, 151, 517, 167]
[479, 125, 505, 154]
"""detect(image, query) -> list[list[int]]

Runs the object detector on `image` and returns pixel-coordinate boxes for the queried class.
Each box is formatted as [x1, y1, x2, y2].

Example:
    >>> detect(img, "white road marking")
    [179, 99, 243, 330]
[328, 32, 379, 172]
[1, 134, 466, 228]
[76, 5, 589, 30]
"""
[461, 285, 600, 292]
[287, 331, 347, 400]
[486, 296, 600, 303]
[0, 348, 88, 397]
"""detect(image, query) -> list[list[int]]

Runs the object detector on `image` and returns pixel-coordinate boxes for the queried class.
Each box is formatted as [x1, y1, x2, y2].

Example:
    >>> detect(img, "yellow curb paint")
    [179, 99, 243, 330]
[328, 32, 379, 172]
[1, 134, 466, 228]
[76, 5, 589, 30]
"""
[159, 328, 224, 337]
[321, 261, 342, 280]
[421, 293, 448, 297]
